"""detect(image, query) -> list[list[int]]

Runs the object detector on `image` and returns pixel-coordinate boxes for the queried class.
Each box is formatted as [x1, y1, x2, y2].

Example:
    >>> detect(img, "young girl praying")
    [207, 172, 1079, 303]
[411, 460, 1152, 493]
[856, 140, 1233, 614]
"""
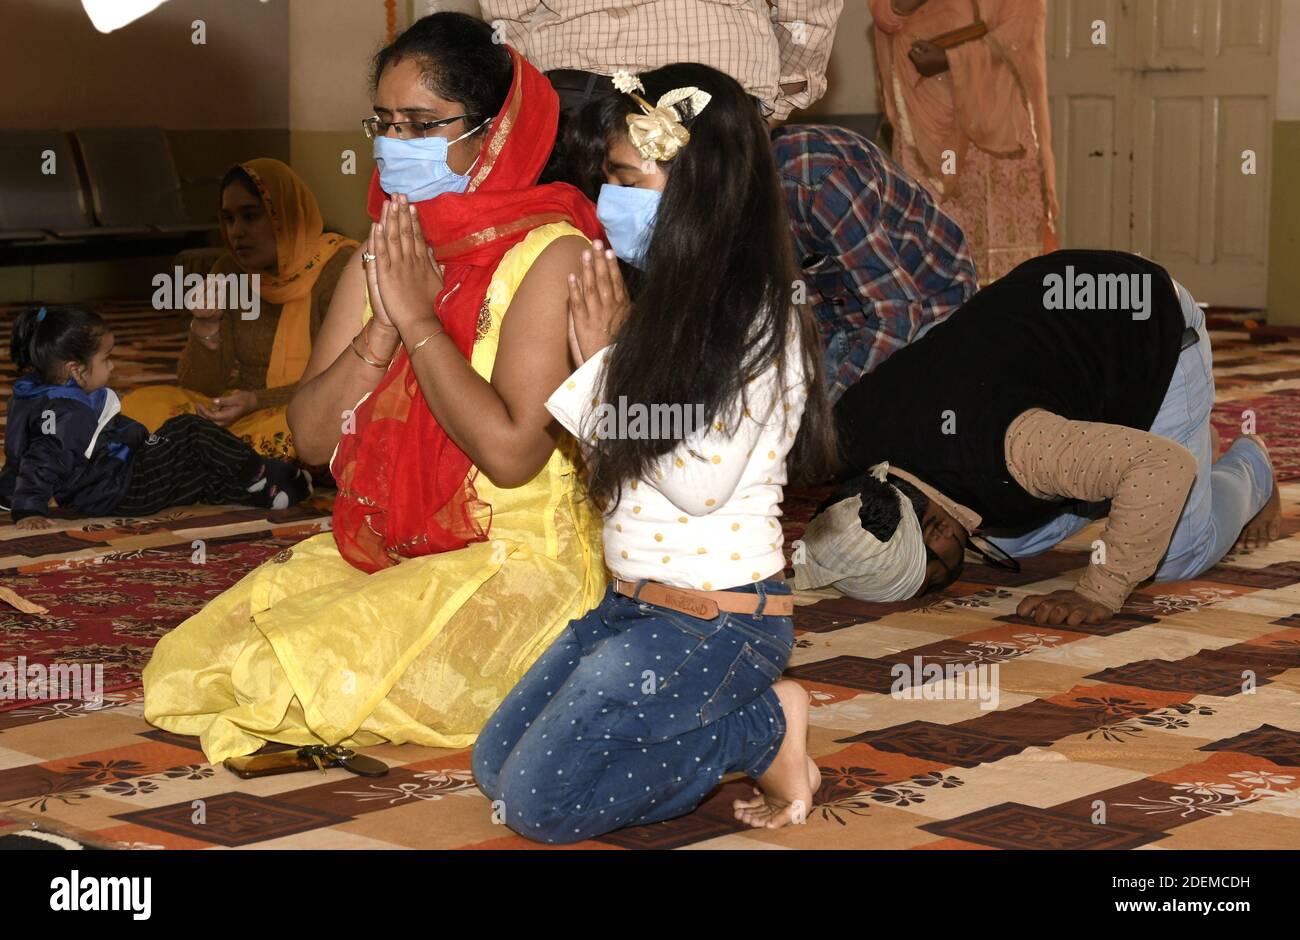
[1, 306, 312, 529]
[473, 64, 837, 842]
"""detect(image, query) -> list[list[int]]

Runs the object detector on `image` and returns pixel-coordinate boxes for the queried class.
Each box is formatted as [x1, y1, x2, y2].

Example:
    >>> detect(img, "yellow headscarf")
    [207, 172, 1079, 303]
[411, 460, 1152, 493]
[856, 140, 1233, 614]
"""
[216, 158, 358, 388]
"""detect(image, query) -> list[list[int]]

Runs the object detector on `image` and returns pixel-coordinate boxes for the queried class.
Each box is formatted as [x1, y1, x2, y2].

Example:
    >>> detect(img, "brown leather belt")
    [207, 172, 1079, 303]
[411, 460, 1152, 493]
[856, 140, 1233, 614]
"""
[926, 20, 988, 50]
[614, 578, 794, 620]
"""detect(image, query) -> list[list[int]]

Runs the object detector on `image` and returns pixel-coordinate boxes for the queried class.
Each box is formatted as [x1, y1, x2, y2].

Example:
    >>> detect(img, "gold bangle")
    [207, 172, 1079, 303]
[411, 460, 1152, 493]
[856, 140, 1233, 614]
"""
[408, 329, 443, 357]
[350, 335, 390, 369]
[362, 319, 392, 361]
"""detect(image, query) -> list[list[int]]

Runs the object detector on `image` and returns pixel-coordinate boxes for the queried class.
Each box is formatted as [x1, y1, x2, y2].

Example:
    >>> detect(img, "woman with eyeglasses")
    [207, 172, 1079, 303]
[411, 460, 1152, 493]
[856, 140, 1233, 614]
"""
[142, 13, 607, 764]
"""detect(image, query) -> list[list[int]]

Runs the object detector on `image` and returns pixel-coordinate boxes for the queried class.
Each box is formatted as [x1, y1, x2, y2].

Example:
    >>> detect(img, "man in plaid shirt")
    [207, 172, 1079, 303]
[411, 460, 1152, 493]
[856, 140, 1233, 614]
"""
[773, 124, 978, 403]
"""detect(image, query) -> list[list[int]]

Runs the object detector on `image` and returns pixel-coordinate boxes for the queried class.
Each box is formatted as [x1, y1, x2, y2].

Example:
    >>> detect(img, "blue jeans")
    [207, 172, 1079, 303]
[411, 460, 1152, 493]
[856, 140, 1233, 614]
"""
[472, 579, 794, 845]
[988, 280, 1274, 580]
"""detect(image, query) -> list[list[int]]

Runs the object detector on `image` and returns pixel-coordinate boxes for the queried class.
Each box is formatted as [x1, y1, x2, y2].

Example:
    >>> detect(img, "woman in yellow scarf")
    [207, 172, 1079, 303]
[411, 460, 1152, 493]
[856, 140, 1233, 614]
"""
[121, 158, 358, 460]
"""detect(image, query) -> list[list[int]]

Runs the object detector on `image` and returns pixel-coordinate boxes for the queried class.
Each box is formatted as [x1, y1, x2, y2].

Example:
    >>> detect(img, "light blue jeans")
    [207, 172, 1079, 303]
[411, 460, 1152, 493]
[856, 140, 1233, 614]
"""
[987, 281, 1273, 581]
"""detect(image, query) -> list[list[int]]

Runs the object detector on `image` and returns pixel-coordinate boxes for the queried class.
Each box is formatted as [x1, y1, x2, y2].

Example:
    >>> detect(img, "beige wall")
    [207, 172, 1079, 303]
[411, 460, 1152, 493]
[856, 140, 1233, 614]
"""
[799, 1, 879, 118]
[0, 0, 288, 129]
[7, 1, 1293, 315]
[287, 0, 413, 239]
[1267, 0, 1300, 324]
[1278, 0, 1300, 122]
[0, 0, 293, 216]
[290, 0, 393, 132]
[0, 0, 292, 302]
[0, 0, 392, 298]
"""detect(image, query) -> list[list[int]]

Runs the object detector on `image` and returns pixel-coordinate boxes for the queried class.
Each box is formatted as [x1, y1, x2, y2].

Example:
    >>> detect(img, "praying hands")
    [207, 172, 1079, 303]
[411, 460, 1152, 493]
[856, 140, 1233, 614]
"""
[368, 193, 445, 342]
[566, 240, 630, 366]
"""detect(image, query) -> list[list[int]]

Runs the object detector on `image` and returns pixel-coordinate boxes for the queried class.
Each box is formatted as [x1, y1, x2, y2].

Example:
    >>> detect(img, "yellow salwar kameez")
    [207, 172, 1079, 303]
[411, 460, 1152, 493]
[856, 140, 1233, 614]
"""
[142, 222, 606, 762]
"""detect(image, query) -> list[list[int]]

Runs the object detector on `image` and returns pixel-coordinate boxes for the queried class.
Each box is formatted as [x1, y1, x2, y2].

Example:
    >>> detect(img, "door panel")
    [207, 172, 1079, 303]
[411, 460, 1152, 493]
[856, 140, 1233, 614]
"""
[1150, 0, 1209, 65]
[1062, 97, 1118, 248]
[1221, 0, 1274, 53]
[1048, 0, 1277, 306]
[1218, 96, 1271, 262]
[1046, 0, 1131, 250]
[1148, 97, 1204, 261]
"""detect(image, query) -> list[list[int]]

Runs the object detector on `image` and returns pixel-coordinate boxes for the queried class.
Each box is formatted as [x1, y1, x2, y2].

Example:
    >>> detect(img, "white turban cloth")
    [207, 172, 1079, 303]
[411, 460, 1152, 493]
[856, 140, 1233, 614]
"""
[791, 463, 928, 602]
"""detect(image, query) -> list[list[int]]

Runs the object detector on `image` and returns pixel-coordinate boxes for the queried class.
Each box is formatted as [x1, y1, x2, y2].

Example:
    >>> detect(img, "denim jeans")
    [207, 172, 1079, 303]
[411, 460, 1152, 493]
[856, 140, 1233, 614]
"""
[988, 280, 1274, 579]
[473, 579, 794, 845]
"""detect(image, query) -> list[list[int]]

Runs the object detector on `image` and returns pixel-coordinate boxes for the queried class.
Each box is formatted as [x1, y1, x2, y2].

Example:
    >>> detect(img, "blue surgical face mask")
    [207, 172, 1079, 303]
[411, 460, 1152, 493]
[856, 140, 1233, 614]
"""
[596, 183, 661, 268]
[372, 119, 487, 202]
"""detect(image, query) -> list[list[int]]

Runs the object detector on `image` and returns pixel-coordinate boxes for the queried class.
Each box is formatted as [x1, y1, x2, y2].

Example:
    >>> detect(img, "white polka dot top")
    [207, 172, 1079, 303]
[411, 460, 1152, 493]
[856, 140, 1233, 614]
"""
[545, 336, 808, 591]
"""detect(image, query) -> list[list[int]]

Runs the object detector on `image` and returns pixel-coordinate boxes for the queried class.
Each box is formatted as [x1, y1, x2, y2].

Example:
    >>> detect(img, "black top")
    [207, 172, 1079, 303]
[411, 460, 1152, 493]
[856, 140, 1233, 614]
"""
[0, 377, 146, 521]
[834, 250, 1186, 531]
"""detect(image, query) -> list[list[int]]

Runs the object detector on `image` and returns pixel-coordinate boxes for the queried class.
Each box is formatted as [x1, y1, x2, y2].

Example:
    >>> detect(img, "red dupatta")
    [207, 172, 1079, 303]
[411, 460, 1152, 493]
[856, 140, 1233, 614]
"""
[330, 47, 602, 573]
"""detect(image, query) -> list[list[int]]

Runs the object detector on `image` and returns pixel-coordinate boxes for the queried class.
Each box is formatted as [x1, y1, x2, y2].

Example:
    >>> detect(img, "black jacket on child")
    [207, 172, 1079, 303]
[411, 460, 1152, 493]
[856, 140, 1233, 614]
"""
[0, 375, 148, 521]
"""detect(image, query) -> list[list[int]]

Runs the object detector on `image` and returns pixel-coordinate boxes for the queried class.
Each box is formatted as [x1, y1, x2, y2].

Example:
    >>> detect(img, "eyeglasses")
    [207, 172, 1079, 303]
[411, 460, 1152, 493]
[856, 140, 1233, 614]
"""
[361, 114, 479, 140]
[965, 535, 1021, 573]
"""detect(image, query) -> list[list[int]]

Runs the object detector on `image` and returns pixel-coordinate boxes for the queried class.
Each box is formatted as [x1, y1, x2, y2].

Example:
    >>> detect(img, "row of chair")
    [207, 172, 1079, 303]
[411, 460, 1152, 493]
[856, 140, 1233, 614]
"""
[0, 127, 217, 248]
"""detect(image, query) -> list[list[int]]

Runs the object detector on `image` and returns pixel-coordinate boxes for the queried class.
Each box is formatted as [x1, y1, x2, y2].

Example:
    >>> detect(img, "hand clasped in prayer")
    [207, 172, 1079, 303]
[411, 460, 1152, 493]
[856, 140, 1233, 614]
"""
[566, 239, 630, 366]
[369, 193, 446, 341]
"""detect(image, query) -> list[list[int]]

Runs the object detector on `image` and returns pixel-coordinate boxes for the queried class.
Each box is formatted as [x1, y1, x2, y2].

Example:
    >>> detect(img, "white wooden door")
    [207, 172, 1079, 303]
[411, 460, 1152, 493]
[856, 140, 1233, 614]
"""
[1048, 0, 1278, 306]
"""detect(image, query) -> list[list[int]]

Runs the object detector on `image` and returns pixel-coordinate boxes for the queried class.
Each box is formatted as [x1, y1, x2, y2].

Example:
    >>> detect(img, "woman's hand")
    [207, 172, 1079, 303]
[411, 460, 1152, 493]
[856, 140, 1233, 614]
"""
[566, 241, 630, 366]
[16, 516, 55, 530]
[190, 302, 222, 349]
[362, 223, 396, 331]
[373, 194, 445, 339]
[1017, 589, 1113, 627]
[197, 389, 258, 426]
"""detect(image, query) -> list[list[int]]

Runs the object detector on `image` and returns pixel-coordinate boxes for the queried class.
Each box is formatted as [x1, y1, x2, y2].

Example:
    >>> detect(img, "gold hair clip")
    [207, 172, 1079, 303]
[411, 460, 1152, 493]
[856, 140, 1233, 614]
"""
[611, 70, 712, 163]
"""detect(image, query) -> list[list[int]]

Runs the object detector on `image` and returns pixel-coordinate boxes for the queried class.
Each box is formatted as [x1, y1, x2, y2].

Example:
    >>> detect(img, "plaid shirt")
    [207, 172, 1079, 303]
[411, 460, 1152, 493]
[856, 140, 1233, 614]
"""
[773, 124, 977, 402]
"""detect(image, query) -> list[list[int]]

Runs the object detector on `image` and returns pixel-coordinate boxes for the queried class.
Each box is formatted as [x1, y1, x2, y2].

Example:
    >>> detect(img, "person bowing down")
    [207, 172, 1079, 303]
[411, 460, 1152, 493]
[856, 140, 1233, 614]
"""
[796, 249, 1280, 626]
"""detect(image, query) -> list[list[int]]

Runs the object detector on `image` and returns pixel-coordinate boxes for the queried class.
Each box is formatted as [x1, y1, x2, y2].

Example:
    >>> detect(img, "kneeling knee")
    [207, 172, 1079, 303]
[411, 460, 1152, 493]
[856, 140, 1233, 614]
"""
[496, 778, 589, 845]
[470, 740, 505, 802]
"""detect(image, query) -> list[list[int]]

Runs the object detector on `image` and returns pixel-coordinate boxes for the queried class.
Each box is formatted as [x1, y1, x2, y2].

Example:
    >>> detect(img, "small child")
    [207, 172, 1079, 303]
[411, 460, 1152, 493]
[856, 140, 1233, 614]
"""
[0, 306, 312, 530]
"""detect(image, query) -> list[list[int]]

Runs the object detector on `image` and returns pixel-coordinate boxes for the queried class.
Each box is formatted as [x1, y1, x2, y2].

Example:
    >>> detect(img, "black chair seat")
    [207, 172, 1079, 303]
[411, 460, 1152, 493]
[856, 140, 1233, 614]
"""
[0, 228, 51, 242]
[151, 222, 220, 235]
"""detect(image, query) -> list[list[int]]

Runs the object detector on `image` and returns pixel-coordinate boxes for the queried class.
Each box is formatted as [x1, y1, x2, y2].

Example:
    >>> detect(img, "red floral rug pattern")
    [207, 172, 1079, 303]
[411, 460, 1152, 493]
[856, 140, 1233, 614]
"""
[0, 536, 296, 712]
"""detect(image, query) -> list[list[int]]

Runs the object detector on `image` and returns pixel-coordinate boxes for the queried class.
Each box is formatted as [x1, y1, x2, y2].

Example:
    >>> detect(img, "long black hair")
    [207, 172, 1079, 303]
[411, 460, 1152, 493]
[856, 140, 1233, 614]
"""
[370, 12, 512, 140]
[9, 305, 106, 385]
[567, 63, 837, 508]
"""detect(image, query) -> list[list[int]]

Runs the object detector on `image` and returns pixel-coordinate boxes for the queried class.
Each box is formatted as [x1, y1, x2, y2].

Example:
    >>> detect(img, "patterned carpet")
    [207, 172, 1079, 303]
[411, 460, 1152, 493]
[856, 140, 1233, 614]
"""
[1, 304, 1299, 849]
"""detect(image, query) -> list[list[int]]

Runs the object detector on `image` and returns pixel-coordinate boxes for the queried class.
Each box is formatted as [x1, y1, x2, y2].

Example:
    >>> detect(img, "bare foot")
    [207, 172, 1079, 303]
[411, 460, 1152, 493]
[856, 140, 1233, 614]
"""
[1236, 435, 1281, 550]
[733, 680, 820, 829]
